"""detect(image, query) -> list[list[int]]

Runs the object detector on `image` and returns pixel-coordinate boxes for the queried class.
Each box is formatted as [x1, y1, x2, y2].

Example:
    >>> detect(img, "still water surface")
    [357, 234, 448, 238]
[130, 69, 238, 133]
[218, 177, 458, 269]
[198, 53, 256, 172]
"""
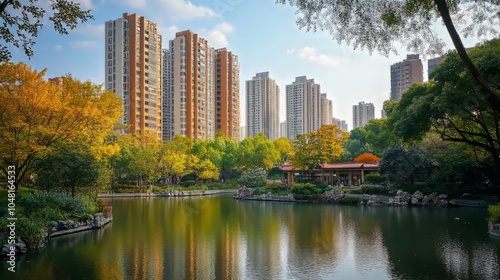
[2, 195, 500, 279]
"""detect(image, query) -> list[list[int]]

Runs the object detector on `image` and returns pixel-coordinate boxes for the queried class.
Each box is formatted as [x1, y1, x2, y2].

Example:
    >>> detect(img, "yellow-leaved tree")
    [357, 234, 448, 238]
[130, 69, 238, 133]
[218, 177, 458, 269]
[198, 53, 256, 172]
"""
[0, 62, 122, 189]
[291, 124, 349, 170]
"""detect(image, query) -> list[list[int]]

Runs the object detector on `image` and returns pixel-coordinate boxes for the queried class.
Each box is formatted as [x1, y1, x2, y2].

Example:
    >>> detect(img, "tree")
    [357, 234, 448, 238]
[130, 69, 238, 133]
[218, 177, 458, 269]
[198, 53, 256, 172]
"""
[354, 152, 381, 163]
[388, 39, 500, 186]
[291, 124, 349, 170]
[380, 146, 434, 184]
[237, 132, 279, 171]
[0, 0, 93, 62]
[277, 0, 500, 113]
[363, 119, 401, 156]
[273, 137, 293, 166]
[342, 127, 369, 161]
[0, 62, 122, 189]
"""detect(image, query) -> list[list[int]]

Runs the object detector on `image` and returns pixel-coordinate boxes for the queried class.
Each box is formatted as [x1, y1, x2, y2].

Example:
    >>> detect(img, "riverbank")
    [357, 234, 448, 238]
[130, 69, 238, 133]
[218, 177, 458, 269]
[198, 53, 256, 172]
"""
[98, 189, 238, 198]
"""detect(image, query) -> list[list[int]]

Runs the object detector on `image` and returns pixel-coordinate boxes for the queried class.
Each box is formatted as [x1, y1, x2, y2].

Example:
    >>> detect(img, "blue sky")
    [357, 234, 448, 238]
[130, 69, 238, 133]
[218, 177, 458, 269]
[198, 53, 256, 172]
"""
[9, 0, 487, 131]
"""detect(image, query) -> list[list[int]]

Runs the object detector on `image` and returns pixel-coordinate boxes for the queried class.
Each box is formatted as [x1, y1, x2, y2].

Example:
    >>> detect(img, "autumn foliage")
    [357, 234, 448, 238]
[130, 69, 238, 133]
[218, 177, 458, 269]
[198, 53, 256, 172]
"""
[354, 152, 381, 163]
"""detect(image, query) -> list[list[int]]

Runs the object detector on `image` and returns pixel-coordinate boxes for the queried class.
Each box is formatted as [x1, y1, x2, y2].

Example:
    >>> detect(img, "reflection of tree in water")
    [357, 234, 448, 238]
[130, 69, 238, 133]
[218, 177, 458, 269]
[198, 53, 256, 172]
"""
[378, 207, 500, 280]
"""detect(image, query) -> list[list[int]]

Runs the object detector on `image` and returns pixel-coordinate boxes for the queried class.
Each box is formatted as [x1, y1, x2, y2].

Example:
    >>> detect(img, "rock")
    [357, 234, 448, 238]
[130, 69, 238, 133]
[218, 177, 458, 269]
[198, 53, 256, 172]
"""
[324, 190, 345, 202]
[234, 187, 252, 199]
[367, 195, 383, 206]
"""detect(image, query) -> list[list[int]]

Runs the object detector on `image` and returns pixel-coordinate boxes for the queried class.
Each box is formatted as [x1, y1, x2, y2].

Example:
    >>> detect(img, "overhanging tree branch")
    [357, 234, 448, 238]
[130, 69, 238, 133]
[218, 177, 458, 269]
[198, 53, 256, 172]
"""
[434, 0, 500, 113]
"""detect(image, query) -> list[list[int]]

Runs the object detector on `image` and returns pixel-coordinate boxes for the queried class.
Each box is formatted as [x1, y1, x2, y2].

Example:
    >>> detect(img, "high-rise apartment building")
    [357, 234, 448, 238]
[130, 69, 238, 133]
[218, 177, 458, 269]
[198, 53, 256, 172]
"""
[216, 48, 240, 141]
[245, 72, 280, 140]
[280, 121, 287, 138]
[163, 31, 239, 141]
[390, 54, 423, 100]
[332, 118, 348, 132]
[286, 76, 332, 139]
[105, 13, 163, 139]
[352, 101, 375, 129]
[320, 93, 333, 125]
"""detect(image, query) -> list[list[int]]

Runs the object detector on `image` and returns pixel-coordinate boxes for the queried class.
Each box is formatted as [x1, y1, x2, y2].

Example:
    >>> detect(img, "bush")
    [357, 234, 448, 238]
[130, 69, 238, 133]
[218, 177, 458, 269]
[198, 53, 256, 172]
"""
[361, 185, 391, 195]
[238, 168, 267, 188]
[364, 173, 385, 184]
[180, 180, 196, 188]
[291, 183, 324, 200]
[489, 205, 500, 224]
[17, 216, 47, 251]
[338, 196, 364, 204]
[19, 192, 87, 217]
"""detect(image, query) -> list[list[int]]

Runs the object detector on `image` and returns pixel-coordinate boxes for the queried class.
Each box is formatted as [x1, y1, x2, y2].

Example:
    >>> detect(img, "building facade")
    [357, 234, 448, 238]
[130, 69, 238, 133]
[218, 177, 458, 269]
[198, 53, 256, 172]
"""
[216, 48, 240, 141]
[285, 76, 332, 139]
[245, 72, 280, 140]
[162, 31, 239, 141]
[105, 13, 163, 139]
[332, 118, 348, 132]
[390, 54, 423, 100]
[352, 101, 375, 129]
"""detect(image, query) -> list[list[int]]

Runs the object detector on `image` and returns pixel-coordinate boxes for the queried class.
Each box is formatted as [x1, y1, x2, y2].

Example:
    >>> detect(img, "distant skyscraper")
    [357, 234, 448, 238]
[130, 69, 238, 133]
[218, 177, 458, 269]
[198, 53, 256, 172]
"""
[353, 101, 375, 129]
[427, 47, 472, 79]
[332, 118, 348, 132]
[280, 121, 287, 138]
[285, 76, 332, 139]
[390, 54, 423, 100]
[320, 93, 333, 125]
[163, 30, 239, 141]
[381, 109, 387, 119]
[246, 72, 280, 140]
[105, 13, 163, 139]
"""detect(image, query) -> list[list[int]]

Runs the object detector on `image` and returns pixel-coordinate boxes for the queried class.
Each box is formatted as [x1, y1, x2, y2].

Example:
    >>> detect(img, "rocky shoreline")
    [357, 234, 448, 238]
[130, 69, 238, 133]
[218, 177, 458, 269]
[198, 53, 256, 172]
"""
[234, 187, 487, 208]
[1, 211, 113, 258]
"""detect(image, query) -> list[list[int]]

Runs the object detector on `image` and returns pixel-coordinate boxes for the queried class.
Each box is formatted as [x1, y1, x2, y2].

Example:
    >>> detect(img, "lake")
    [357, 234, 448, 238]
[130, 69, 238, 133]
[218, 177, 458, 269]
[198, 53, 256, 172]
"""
[2, 195, 500, 279]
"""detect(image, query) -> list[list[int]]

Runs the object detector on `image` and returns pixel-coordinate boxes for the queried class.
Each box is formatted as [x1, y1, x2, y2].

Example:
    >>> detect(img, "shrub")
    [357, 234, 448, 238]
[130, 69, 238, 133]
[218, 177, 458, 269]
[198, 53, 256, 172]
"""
[238, 168, 267, 188]
[19, 192, 87, 217]
[17, 217, 47, 251]
[364, 173, 385, 184]
[361, 185, 391, 195]
[291, 183, 324, 200]
[338, 196, 364, 204]
[489, 205, 500, 224]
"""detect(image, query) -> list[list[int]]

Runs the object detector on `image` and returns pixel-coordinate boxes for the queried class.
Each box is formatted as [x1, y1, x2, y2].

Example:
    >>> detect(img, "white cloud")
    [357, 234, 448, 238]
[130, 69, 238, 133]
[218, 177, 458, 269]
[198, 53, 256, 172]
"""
[204, 22, 235, 49]
[69, 41, 98, 49]
[76, 0, 94, 8]
[287, 47, 347, 67]
[157, 0, 218, 21]
[76, 24, 104, 37]
[159, 25, 180, 41]
[54, 45, 63, 51]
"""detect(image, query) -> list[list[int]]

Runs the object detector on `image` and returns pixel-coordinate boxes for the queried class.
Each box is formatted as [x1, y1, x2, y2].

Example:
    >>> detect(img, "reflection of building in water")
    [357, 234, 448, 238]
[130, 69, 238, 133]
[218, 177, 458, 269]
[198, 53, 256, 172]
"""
[439, 237, 499, 280]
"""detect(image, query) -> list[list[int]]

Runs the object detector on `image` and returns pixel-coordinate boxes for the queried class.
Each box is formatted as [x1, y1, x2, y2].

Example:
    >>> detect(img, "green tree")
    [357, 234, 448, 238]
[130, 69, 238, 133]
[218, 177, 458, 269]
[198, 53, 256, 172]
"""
[237, 132, 279, 171]
[388, 39, 500, 186]
[0, 0, 93, 62]
[277, 0, 500, 112]
[342, 127, 369, 161]
[273, 137, 293, 166]
[35, 141, 98, 197]
[363, 119, 401, 156]
[380, 146, 434, 184]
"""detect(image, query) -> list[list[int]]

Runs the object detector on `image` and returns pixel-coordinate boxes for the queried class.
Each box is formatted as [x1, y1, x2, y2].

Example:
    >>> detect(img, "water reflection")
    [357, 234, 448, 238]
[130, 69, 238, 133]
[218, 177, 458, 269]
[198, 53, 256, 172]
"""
[1, 196, 499, 280]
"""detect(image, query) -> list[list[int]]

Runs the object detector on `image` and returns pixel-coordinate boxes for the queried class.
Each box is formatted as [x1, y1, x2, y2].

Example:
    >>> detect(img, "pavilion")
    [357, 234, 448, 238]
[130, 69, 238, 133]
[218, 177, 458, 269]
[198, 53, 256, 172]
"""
[280, 162, 379, 186]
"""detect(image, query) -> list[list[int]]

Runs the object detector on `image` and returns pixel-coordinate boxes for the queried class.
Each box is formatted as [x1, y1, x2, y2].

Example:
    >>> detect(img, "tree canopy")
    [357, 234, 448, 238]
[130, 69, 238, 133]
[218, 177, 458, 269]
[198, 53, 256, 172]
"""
[0, 0, 93, 62]
[388, 39, 500, 186]
[277, 0, 500, 112]
[0, 62, 122, 188]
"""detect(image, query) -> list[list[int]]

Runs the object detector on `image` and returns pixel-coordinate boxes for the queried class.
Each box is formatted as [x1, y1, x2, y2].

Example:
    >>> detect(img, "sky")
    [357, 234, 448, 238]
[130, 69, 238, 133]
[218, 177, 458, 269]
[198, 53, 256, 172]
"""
[9, 0, 488, 131]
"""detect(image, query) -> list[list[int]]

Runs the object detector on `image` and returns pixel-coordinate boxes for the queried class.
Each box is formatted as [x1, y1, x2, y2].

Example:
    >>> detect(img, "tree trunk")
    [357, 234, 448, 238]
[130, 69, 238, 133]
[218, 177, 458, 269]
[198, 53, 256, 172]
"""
[434, 0, 500, 113]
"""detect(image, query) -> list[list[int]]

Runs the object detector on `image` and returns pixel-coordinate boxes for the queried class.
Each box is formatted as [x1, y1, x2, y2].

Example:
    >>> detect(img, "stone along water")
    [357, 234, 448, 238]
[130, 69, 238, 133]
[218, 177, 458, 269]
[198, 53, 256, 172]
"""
[2, 195, 500, 279]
